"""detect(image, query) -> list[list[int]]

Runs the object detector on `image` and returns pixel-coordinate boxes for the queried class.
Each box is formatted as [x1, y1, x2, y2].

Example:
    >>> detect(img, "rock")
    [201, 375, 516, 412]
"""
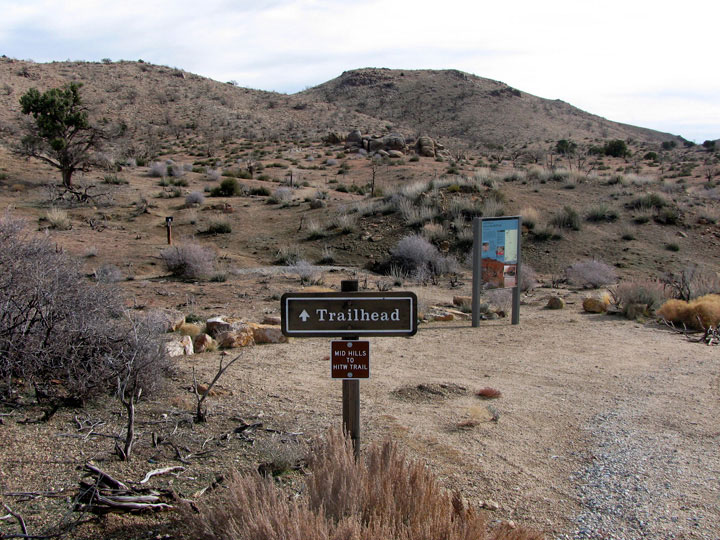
[445, 308, 470, 320]
[453, 295, 472, 307]
[483, 500, 500, 511]
[217, 328, 255, 349]
[205, 316, 233, 337]
[415, 136, 436, 157]
[180, 335, 194, 355]
[383, 133, 406, 151]
[194, 333, 215, 353]
[309, 199, 326, 209]
[165, 341, 185, 357]
[387, 150, 404, 158]
[367, 138, 384, 153]
[323, 132, 343, 145]
[249, 323, 287, 344]
[262, 315, 281, 325]
[546, 296, 565, 310]
[432, 313, 454, 322]
[152, 308, 185, 332]
[346, 130, 363, 145]
[583, 297, 608, 313]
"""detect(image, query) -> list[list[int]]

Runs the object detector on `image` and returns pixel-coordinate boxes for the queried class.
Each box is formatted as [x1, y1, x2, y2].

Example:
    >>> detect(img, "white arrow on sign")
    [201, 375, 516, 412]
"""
[299, 310, 310, 322]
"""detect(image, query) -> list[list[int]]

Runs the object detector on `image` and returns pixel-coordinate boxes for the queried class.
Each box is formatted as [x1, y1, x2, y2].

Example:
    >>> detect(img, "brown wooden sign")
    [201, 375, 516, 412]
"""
[280, 291, 417, 337]
[331, 340, 370, 379]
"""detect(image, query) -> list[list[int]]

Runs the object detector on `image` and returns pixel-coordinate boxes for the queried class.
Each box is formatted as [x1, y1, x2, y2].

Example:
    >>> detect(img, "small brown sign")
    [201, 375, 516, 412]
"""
[281, 292, 417, 337]
[331, 340, 370, 379]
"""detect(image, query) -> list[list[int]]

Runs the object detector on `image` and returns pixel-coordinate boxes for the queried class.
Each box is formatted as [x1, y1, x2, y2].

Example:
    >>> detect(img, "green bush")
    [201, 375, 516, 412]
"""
[211, 177, 243, 197]
[604, 139, 630, 158]
[629, 193, 667, 210]
[586, 204, 619, 223]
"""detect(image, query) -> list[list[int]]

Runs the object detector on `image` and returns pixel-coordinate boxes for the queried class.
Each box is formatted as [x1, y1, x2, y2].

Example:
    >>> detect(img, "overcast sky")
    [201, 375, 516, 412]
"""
[2, 0, 718, 142]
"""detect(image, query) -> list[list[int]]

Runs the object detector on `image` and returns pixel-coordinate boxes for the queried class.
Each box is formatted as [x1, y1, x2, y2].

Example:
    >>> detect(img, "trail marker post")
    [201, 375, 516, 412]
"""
[165, 216, 173, 245]
[281, 282, 417, 458]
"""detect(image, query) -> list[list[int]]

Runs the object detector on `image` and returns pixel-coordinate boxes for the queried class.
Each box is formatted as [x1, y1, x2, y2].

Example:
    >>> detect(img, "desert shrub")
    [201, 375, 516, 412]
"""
[269, 187, 293, 204]
[287, 259, 323, 286]
[385, 234, 457, 279]
[274, 245, 302, 265]
[103, 174, 127, 185]
[189, 429, 542, 540]
[612, 279, 668, 317]
[585, 203, 619, 222]
[520, 264, 539, 291]
[0, 214, 169, 402]
[332, 213, 357, 233]
[662, 265, 720, 301]
[566, 259, 617, 288]
[665, 242, 680, 252]
[654, 206, 680, 225]
[205, 218, 232, 234]
[160, 243, 216, 280]
[148, 161, 167, 177]
[45, 207, 72, 230]
[604, 139, 629, 158]
[629, 193, 667, 210]
[550, 206, 581, 230]
[480, 197, 504, 217]
[305, 220, 327, 240]
[206, 168, 222, 181]
[250, 186, 271, 196]
[95, 263, 123, 283]
[317, 246, 335, 265]
[520, 206, 539, 230]
[633, 214, 651, 224]
[486, 288, 512, 311]
[185, 191, 205, 206]
[211, 177, 245, 197]
[531, 225, 562, 242]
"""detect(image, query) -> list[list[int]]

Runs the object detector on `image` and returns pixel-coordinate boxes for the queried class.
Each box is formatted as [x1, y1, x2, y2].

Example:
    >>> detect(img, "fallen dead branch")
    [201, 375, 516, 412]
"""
[74, 464, 175, 515]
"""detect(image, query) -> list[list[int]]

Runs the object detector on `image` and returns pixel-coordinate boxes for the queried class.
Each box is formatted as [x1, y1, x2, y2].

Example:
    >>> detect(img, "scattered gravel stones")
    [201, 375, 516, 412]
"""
[558, 402, 719, 540]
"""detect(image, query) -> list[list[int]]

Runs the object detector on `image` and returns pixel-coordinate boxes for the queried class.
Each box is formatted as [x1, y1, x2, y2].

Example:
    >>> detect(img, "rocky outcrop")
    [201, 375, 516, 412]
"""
[194, 333, 216, 353]
[217, 328, 255, 349]
[249, 323, 287, 344]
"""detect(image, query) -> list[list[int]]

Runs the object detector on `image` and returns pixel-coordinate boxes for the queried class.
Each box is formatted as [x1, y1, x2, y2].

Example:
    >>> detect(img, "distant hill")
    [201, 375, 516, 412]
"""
[299, 68, 682, 149]
[0, 59, 682, 156]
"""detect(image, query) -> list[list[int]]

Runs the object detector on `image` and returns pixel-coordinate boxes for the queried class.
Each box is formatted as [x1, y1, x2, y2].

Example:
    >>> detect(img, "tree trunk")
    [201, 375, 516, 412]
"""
[62, 168, 73, 188]
[122, 392, 135, 460]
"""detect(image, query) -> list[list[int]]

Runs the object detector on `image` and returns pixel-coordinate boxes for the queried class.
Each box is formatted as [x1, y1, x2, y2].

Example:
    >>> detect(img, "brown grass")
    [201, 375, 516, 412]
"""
[658, 294, 720, 329]
[189, 429, 542, 540]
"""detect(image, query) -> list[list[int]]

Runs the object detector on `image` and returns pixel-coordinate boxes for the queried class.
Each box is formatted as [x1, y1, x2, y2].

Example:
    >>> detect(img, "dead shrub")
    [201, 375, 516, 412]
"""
[0, 213, 169, 403]
[566, 259, 617, 288]
[612, 279, 669, 317]
[189, 429, 542, 540]
[160, 243, 216, 280]
[662, 265, 720, 301]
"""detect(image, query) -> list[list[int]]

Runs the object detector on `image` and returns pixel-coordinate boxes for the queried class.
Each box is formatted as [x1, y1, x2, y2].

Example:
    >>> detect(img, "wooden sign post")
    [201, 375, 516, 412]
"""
[280, 282, 417, 459]
[165, 216, 173, 245]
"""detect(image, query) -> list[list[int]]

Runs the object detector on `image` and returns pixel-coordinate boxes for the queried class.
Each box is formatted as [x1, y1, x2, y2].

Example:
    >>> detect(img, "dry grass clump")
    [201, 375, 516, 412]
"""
[160, 243, 216, 280]
[658, 294, 720, 330]
[189, 429, 541, 540]
[45, 207, 72, 230]
[612, 279, 669, 317]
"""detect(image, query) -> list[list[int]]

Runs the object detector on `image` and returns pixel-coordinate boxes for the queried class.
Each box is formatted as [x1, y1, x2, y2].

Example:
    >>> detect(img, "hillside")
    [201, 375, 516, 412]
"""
[300, 68, 683, 149]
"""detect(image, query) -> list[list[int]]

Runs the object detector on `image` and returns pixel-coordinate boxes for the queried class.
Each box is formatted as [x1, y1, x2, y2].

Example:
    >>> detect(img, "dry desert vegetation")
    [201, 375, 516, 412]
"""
[0, 57, 719, 540]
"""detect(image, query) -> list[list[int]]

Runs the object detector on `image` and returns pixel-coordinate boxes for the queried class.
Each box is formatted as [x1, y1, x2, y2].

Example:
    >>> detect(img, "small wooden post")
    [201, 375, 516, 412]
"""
[341, 279, 360, 459]
[165, 216, 173, 245]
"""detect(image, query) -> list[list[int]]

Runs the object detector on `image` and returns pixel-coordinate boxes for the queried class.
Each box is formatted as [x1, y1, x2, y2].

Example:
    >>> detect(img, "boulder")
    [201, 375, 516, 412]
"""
[583, 297, 608, 313]
[383, 133, 406, 151]
[165, 341, 185, 357]
[346, 130, 363, 145]
[217, 328, 255, 349]
[323, 132, 343, 145]
[415, 136, 436, 157]
[180, 335, 194, 356]
[546, 296, 565, 310]
[249, 323, 287, 344]
[367, 138, 384, 153]
[263, 315, 282, 325]
[388, 150, 404, 158]
[205, 316, 233, 337]
[194, 333, 216, 353]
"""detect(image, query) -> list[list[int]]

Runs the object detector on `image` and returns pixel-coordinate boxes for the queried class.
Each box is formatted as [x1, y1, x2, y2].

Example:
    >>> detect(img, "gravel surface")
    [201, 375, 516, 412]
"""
[559, 354, 720, 540]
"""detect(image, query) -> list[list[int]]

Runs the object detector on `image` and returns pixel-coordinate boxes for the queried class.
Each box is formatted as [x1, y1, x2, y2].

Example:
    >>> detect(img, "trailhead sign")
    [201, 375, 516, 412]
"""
[281, 291, 417, 337]
[331, 340, 370, 379]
